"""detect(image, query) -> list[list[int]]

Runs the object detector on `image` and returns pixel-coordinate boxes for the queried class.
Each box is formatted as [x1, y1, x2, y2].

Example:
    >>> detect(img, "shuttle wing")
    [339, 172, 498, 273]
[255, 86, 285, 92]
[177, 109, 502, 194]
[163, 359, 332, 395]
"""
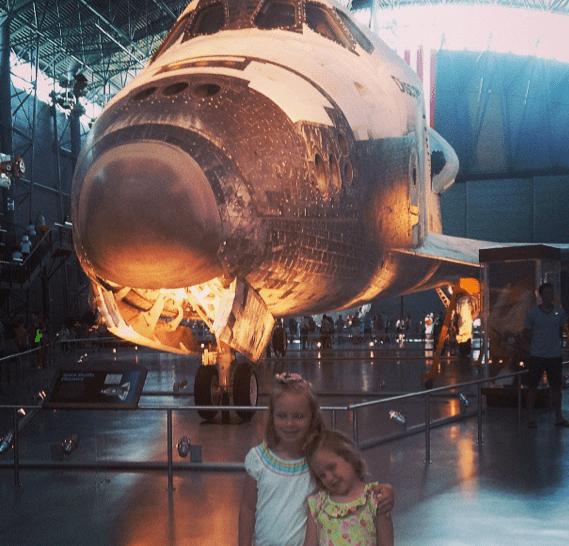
[393, 234, 569, 295]
[401, 233, 509, 266]
[389, 234, 520, 295]
[409, 233, 569, 265]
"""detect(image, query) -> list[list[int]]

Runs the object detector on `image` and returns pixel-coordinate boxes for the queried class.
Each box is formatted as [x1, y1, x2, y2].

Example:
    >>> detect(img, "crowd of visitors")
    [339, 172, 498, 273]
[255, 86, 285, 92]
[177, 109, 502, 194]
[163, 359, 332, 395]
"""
[276, 310, 447, 352]
[0, 313, 107, 360]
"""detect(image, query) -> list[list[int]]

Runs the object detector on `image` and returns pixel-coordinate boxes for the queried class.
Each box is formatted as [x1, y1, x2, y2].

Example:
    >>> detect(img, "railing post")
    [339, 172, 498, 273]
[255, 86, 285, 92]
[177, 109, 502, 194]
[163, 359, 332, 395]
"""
[517, 374, 522, 429]
[167, 409, 174, 491]
[477, 383, 483, 445]
[425, 392, 431, 463]
[331, 409, 336, 430]
[13, 407, 20, 486]
[352, 406, 359, 447]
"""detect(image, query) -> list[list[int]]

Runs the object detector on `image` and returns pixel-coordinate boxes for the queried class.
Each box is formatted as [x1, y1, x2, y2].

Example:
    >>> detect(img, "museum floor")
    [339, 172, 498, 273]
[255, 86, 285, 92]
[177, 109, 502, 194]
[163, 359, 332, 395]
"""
[0, 339, 568, 546]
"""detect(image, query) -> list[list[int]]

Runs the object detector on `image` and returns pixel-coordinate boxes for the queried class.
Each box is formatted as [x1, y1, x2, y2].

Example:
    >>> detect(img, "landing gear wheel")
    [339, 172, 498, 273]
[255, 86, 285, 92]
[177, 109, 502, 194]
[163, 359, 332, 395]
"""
[458, 339, 472, 356]
[194, 365, 221, 421]
[233, 362, 258, 422]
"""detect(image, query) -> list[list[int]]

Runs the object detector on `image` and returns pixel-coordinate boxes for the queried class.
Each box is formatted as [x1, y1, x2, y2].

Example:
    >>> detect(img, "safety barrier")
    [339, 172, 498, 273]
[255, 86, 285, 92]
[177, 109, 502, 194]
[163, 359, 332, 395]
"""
[0, 369, 530, 488]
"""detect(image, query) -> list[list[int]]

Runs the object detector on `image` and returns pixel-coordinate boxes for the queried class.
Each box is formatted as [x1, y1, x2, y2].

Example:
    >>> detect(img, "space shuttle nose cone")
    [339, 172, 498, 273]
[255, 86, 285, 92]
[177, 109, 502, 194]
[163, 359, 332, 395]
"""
[75, 141, 224, 288]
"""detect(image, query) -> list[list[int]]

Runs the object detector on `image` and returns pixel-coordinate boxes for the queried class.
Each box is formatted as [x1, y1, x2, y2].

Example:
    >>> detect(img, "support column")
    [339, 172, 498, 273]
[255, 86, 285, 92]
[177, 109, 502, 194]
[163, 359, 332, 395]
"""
[0, 13, 15, 249]
[70, 105, 83, 174]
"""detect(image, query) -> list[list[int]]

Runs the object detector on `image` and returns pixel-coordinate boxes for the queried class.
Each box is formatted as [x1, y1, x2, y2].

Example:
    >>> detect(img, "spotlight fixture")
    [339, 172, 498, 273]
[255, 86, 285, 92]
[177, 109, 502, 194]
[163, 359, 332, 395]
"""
[177, 436, 202, 462]
[173, 380, 188, 392]
[389, 410, 406, 426]
[0, 432, 14, 455]
[459, 393, 471, 413]
[0, 154, 25, 188]
[61, 434, 79, 456]
[177, 436, 191, 458]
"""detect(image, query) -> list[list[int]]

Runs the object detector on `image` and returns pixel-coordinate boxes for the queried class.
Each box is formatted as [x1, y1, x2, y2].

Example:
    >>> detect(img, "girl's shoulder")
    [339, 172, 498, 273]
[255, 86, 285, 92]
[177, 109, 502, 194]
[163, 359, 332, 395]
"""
[245, 442, 309, 479]
[307, 489, 328, 515]
[310, 482, 380, 518]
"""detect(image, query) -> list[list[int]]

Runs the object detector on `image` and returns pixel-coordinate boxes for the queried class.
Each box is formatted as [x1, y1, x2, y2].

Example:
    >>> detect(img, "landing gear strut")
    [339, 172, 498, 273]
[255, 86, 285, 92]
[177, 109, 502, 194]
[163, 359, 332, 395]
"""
[193, 344, 258, 422]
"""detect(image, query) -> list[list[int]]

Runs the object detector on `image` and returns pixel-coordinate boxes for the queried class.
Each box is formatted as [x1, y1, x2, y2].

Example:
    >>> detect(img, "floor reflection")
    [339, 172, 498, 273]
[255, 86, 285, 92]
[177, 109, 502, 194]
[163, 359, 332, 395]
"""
[0, 341, 568, 545]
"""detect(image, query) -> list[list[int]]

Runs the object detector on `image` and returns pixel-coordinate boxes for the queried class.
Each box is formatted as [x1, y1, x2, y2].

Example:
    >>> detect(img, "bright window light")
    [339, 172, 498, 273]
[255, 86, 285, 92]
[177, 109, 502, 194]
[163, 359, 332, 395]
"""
[354, 5, 569, 63]
[10, 52, 102, 128]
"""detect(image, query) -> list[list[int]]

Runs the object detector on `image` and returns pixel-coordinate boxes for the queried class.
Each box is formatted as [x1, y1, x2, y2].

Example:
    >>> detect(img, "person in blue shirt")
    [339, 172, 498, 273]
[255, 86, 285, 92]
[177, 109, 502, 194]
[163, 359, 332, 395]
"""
[523, 282, 568, 428]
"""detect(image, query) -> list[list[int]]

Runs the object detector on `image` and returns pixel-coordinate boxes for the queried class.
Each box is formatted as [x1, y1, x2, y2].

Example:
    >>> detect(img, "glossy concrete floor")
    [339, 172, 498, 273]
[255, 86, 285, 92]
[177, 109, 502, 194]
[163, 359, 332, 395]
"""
[0, 339, 568, 546]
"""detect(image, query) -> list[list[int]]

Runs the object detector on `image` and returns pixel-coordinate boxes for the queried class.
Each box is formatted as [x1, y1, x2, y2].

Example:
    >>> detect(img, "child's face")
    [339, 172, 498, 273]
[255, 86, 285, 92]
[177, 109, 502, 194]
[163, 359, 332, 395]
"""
[273, 392, 312, 449]
[310, 449, 359, 498]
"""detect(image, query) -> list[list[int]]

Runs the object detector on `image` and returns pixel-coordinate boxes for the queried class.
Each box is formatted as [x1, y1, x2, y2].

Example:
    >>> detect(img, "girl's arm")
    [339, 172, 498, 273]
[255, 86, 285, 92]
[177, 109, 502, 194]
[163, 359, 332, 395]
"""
[239, 474, 258, 546]
[375, 512, 394, 546]
[371, 483, 395, 514]
[302, 508, 318, 546]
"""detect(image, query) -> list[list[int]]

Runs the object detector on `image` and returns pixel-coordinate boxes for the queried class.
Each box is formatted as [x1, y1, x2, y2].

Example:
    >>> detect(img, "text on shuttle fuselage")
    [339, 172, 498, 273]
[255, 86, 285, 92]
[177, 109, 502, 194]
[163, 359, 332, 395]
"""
[391, 76, 421, 100]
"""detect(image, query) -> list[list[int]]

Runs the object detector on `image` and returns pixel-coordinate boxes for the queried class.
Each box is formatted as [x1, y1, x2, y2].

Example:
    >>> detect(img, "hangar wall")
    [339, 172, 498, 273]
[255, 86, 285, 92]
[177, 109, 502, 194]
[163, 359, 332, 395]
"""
[435, 50, 569, 244]
[440, 175, 569, 243]
[434, 50, 569, 176]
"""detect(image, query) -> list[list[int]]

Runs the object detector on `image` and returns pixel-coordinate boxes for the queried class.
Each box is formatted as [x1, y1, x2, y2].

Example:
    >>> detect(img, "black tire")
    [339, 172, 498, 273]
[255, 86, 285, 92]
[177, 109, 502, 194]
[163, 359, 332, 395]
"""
[194, 365, 220, 421]
[458, 339, 472, 356]
[233, 362, 258, 421]
[272, 326, 287, 357]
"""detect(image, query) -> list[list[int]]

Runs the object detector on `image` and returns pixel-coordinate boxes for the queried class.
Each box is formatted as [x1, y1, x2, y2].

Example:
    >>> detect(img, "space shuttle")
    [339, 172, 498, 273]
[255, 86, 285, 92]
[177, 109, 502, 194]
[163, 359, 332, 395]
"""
[71, 0, 493, 417]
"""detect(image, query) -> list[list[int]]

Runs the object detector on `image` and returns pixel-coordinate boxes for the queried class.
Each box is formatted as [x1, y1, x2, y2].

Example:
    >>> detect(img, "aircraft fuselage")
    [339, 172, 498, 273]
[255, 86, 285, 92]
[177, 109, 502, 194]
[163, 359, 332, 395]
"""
[71, 0, 458, 358]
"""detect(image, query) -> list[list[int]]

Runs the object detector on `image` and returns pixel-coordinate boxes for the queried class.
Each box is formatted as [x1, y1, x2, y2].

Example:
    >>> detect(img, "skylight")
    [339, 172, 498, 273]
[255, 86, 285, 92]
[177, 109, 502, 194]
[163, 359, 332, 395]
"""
[354, 5, 569, 63]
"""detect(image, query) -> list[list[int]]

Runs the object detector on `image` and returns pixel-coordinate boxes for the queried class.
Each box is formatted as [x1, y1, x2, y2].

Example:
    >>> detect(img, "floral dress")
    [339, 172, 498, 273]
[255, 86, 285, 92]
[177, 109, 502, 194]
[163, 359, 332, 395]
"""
[307, 482, 378, 546]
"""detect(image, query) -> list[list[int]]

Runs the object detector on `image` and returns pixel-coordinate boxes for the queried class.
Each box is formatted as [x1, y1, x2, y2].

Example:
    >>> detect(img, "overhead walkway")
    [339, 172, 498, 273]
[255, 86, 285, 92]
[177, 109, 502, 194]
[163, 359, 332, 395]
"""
[0, 223, 74, 290]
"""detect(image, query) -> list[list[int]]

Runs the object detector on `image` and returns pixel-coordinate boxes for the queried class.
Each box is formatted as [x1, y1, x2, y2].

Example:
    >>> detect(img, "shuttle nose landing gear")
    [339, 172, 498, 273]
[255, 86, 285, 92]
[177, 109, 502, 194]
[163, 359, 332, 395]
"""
[194, 344, 258, 422]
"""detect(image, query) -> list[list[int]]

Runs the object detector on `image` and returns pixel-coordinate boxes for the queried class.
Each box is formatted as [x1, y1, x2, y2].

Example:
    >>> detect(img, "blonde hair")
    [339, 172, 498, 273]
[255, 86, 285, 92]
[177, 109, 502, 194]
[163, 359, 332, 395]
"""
[305, 429, 368, 486]
[265, 373, 324, 451]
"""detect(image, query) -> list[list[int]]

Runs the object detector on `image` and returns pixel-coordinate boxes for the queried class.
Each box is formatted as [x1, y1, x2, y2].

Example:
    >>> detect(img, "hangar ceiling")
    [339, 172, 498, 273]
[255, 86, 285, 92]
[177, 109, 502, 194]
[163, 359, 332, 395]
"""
[1, 0, 189, 107]
[2, 0, 569, 110]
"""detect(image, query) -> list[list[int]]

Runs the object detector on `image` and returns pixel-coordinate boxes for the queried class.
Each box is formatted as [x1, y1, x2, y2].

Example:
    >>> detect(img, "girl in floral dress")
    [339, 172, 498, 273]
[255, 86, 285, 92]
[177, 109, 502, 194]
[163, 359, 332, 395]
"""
[303, 430, 394, 546]
[239, 374, 394, 546]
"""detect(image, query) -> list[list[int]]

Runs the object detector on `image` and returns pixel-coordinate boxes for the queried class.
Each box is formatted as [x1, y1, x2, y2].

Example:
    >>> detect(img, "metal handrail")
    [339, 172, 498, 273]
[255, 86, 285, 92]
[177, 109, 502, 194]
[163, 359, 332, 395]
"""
[0, 369, 532, 487]
[348, 370, 529, 456]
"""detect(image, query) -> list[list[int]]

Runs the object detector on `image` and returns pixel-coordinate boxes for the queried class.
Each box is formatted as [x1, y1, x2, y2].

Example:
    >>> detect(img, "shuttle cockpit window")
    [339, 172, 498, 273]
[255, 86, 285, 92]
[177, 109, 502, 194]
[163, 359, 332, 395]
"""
[334, 9, 375, 54]
[183, 3, 226, 41]
[305, 2, 352, 50]
[255, 0, 297, 30]
[150, 3, 225, 61]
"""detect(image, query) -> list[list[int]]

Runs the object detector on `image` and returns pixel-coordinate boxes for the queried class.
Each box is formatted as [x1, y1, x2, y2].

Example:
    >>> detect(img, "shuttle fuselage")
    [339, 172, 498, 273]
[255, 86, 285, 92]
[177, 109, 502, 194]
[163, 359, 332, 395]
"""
[71, 0, 460, 362]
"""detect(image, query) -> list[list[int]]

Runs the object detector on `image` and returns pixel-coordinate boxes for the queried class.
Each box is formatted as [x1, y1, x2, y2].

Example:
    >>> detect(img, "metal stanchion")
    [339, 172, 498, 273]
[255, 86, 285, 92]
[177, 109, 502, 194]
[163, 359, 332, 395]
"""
[331, 409, 336, 430]
[167, 409, 174, 491]
[13, 408, 20, 486]
[352, 406, 359, 447]
[425, 392, 431, 463]
[517, 376, 522, 428]
[477, 383, 483, 445]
